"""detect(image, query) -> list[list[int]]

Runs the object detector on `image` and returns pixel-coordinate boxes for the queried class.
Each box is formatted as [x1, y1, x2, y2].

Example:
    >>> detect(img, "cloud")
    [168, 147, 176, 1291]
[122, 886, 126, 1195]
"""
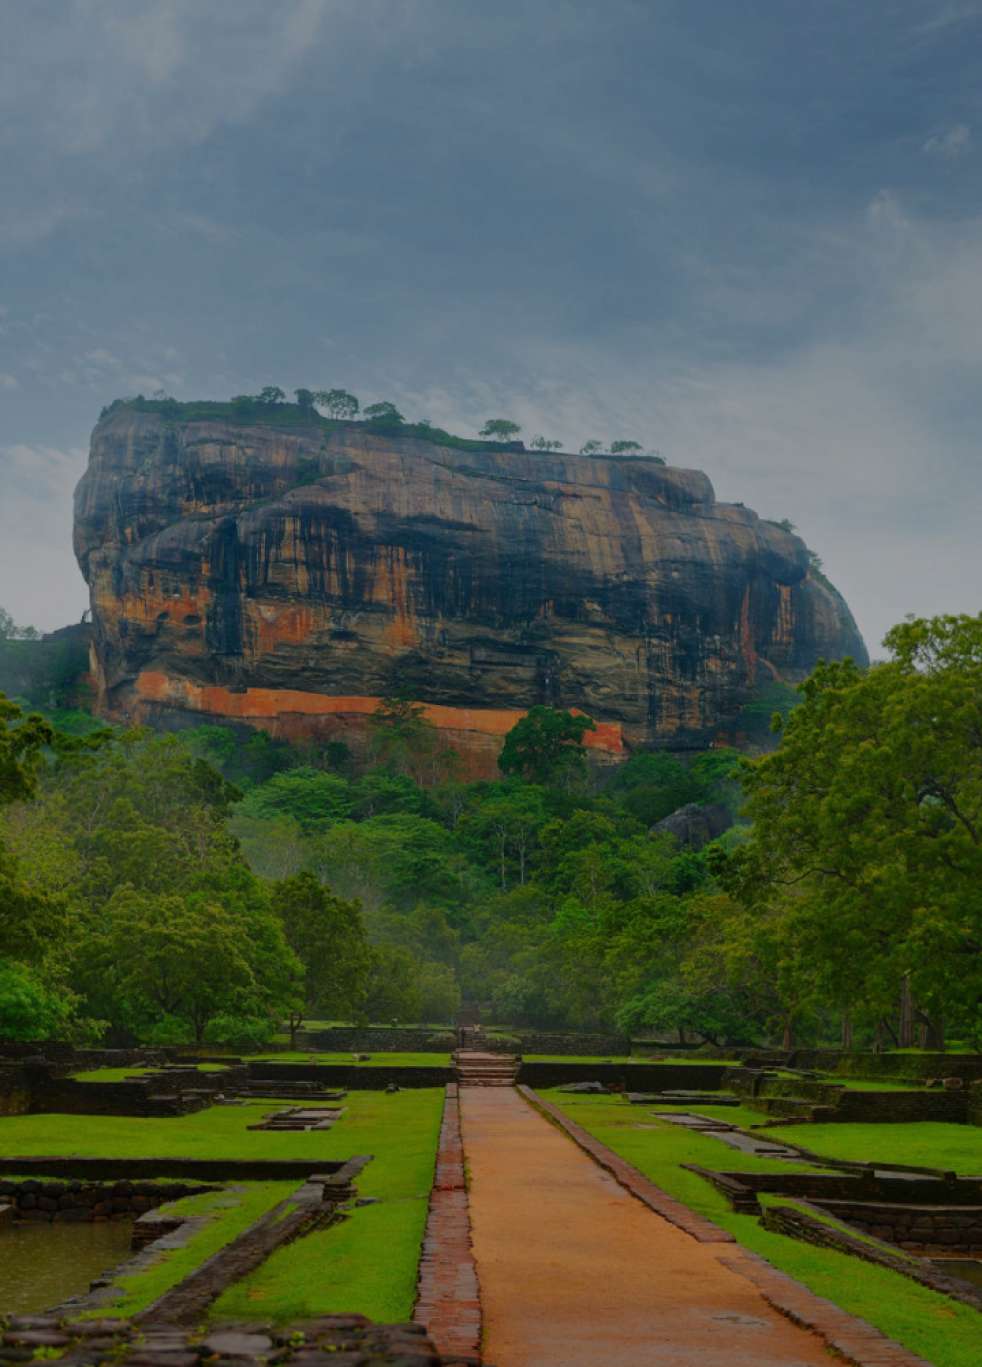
[923, 123, 972, 158]
[0, 0, 335, 160]
[382, 189, 982, 655]
[0, 373, 19, 390]
[0, 444, 89, 629]
[3, 0, 982, 652]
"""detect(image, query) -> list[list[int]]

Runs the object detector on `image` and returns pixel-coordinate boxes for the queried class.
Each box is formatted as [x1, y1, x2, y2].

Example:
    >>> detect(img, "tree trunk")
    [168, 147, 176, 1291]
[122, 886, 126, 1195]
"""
[917, 1011, 945, 1051]
[841, 1012, 853, 1051]
[898, 973, 914, 1048]
[782, 1019, 793, 1051]
[874, 1019, 885, 1054]
[678, 1025, 686, 1045]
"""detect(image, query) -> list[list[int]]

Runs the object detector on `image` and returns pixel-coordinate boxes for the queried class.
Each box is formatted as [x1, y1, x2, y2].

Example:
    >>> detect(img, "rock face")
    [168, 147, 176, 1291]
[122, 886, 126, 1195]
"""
[651, 802, 734, 850]
[74, 407, 867, 769]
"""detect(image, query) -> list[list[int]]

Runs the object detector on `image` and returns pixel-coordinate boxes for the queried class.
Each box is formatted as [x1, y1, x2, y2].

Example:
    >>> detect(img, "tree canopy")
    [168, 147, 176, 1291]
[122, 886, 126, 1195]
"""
[498, 706, 596, 786]
[719, 613, 982, 1047]
[479, 419, 521, 441]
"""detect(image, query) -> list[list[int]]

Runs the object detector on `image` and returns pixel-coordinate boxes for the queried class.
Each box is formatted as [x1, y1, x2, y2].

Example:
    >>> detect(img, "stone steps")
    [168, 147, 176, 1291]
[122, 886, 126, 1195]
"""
[454, 1051, 519, 1087]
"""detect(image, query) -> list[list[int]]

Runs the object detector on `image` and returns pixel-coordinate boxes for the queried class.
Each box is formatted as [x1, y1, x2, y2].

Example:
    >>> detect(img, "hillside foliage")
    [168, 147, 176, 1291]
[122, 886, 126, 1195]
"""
[0, 611, 979, 1051]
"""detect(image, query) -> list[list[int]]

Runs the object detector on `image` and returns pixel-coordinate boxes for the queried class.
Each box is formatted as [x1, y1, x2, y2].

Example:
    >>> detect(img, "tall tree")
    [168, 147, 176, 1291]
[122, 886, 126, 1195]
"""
[271, 872, 370, 1042]
[94, 888, 298, 1044]
[316, 388, 360, 420]
[498, 706, 596, 787]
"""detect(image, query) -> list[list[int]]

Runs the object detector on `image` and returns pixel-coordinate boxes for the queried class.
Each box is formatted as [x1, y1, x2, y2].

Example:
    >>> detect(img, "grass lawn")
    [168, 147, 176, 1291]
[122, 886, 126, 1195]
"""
[544, 1090, 981, 1367]
[765, 1121, 982, 1174]
[0, 1089, 445, 1323]
[244, 1051, 451, 1067]
[211, 1089, 444, 1324]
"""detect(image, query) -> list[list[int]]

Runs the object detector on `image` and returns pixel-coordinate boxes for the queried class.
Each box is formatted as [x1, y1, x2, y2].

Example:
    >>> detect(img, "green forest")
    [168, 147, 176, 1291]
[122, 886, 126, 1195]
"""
[1, 612, 979, 1052]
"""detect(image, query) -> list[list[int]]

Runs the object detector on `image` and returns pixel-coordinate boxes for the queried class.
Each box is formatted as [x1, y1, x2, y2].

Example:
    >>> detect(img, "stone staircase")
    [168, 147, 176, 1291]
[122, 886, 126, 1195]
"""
[454, 1050, 519, 1087]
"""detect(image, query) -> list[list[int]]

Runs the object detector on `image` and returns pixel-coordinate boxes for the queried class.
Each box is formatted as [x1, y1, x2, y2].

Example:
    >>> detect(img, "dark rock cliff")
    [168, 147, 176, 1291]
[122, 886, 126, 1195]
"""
[73, 407, 867, 766]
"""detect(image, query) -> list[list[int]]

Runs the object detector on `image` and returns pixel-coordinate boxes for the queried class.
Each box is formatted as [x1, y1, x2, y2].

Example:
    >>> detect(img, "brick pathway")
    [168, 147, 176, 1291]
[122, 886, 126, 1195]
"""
[414, 1083, 482, 1364]
[461, 1086, 938, 1367]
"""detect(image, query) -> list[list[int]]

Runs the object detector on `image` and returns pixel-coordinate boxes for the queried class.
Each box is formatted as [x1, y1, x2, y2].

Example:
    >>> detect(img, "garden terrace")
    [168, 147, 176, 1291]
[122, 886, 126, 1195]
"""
[727, 1065, 978, 1124]
[0, 1088, 445, 1326]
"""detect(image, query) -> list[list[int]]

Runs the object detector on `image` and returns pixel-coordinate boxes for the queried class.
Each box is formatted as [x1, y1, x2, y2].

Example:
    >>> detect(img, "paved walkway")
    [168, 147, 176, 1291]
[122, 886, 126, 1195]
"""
[460, 1087, 832, 1367]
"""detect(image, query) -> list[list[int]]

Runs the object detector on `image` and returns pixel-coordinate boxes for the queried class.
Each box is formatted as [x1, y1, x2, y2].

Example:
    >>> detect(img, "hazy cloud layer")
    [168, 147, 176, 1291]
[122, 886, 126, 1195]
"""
[2, 1, 981, 650]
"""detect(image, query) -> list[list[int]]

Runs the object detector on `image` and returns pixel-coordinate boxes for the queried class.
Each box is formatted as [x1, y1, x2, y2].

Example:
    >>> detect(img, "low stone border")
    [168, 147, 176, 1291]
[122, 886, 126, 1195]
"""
[0, 1156, 353, 1181]
[250, 1062, 454, 1089]
[717, 1248, 935, 1367]
[518, 1085, 733, 1243]
[521, 1086, 940, 1367]
[682, 1161, 982, 1211]
[0, 1314, 448, 1364]
[414, 1084, 482, 1364]
[0, 1178, 217, 1224]
[763, 1202, 982, 1311]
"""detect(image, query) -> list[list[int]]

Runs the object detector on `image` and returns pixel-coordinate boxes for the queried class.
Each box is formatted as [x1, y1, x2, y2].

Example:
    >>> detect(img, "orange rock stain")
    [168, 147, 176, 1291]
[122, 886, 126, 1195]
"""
[133, 670, 624, 755]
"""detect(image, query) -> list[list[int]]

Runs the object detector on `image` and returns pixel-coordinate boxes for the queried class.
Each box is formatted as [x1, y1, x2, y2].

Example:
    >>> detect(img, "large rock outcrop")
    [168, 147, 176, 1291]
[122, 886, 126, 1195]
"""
[74, 406, 867, 769]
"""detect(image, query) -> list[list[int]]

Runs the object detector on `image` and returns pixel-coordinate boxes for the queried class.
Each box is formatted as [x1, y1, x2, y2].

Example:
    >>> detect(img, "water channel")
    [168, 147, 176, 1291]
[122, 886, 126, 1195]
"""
[0, 1220, 134, 1313]
[931, 1258, 982, 1291]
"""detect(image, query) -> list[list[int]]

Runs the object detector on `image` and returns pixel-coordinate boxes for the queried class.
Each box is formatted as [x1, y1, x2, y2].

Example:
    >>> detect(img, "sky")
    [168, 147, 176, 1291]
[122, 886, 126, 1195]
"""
[2, 1, 981, 654]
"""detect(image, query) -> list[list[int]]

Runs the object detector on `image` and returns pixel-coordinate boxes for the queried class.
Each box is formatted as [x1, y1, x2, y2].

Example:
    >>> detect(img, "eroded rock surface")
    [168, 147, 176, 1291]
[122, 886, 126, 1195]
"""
[74, 408, 867, 764]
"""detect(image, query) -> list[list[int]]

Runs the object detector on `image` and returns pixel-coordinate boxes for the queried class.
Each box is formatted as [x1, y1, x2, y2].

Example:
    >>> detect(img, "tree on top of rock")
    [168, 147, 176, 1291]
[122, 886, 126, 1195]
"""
[316, 388, 360, 420]
[529, 436, 562, 452]
[610, 439, 642, 454]
[294, 388, 317, 412]
[499, 706, 596, 787]
[257, 386, 286, 405]
[479, 419, 521, 441]
[364, 401, 405, 424]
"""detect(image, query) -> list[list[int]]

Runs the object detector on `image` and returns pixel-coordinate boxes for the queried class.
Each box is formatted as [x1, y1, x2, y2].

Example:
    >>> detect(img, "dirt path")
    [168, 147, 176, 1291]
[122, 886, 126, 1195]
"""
[461, 1087, 832, 1367]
